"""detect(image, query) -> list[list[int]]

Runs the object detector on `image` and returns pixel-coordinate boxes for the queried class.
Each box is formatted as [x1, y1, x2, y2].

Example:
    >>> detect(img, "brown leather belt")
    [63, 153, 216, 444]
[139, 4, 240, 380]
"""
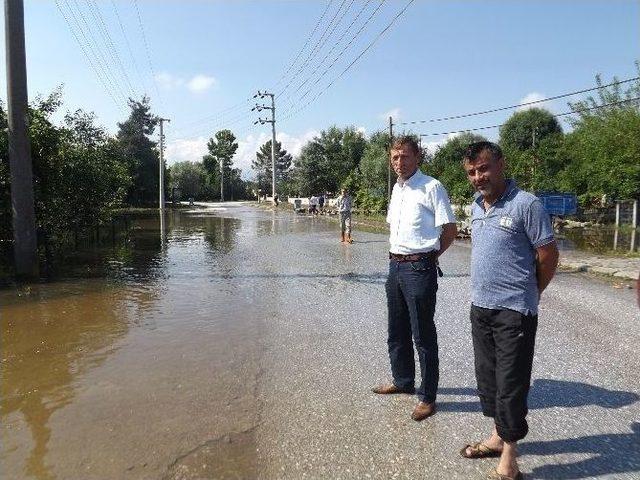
[389, 251, 438, 262]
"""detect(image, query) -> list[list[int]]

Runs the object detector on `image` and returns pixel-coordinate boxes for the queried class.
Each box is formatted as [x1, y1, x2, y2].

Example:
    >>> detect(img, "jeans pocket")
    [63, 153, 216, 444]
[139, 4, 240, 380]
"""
[410, 260, 433, 272]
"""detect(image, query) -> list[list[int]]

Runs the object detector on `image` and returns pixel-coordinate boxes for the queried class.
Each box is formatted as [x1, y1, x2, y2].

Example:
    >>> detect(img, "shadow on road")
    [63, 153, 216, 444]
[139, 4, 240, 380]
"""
[438, 379, 639, 412]
[520, 422, 640, 479]
[438, 381, 639, 478]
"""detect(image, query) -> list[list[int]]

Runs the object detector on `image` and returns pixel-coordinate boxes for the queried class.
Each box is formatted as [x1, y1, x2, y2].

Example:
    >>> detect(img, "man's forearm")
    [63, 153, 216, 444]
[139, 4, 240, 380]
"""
[437, 223, 457, 257]
[536, 242, 559, 294]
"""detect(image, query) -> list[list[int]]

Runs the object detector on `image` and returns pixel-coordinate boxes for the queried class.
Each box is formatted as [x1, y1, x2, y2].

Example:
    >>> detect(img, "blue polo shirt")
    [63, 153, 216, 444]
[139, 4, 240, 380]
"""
[470, 180, 554, 316]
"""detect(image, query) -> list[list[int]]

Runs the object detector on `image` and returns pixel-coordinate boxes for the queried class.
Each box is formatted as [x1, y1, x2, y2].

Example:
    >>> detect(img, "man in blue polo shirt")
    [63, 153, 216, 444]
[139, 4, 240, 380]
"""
[459, 142, 558, 480]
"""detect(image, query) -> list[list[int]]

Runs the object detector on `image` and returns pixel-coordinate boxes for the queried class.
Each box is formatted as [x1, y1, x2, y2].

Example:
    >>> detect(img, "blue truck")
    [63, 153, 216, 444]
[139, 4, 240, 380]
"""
[536, 192, 578, 216]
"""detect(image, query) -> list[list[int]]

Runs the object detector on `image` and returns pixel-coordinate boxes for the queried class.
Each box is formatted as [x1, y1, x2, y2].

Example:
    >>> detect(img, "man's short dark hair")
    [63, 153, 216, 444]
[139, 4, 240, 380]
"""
[462, 141, 503, 164]
[391, 135, 421, 157]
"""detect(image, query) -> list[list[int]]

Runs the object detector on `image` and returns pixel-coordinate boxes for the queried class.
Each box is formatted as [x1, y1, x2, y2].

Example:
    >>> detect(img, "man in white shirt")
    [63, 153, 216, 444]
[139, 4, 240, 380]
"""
[372, 136, 457, 421]
[309, 195, 319, 215]
[335, 188, 353, 243]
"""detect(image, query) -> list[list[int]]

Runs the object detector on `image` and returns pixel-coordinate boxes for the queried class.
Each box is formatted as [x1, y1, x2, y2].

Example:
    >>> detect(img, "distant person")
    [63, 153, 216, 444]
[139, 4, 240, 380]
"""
[372, 136, 457, 422]
[318, 194, 325, 213]
[309, 195, 319, 215]
[273, 193, 279, 207]
[335, 188, 353, 243]
[459, 142, 558, 480]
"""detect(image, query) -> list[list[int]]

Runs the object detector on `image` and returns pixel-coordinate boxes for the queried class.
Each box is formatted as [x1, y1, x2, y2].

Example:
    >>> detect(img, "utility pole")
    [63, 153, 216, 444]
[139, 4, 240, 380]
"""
[220, 152, 224, 202]
[387, 116, 394, 199]
[253, 91, 277, 202]
[5, 0, 38, 278]
[158, 117, 170, 210]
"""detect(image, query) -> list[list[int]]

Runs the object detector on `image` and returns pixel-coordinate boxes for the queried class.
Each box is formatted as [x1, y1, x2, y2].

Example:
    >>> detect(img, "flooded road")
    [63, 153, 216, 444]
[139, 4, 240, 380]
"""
[2, 203, 639, 479]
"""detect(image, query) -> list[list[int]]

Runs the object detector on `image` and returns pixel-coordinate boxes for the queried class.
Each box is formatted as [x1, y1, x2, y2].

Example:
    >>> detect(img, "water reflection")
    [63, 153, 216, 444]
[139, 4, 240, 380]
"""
[0, 285, 132, 479]
[559, 227, 640, 254]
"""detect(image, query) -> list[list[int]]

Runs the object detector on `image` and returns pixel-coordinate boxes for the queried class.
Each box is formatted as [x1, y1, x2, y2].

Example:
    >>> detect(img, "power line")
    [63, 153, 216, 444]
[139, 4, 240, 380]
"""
[417, 96, 640, 138]
[399, 76, 640, 126]
[272, 0, 335, 89]
[66, 0, 130, 103]
[84, 0, 138, 98]
[172, 96, 255, 134]
[132, 0, 163, 107]
[289, 0, 374, 98]
[292, 0, 388, 105]
[110, 0, 148, 96]
[276, 0, 352, 98]
[54, 0, 126, 109]
[280, 0, 414, 123]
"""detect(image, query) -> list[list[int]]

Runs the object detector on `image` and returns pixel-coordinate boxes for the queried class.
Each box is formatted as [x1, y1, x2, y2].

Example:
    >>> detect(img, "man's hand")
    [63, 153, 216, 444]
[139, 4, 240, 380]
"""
[536, 241, 559, 296]
[437, 223, 457, 258]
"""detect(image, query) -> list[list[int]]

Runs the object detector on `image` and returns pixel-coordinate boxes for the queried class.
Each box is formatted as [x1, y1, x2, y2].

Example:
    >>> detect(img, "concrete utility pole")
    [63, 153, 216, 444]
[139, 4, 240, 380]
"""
[5, 0, 39, 278]
[387, 116, 394, 199]
[158, 118, 170, 210]
[253, 91, 277, 202]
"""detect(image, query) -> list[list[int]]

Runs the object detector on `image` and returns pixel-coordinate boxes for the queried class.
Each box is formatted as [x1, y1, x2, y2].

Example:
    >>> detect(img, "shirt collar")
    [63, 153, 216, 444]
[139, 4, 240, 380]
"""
[397, 168, 422, 187]
[474, 179, 517, 208]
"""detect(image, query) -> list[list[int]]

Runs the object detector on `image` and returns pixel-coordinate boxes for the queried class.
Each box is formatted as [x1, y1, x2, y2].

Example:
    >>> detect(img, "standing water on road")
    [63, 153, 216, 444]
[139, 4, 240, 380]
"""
[1, 203, 341, 480]
[2, 203, 639, 480]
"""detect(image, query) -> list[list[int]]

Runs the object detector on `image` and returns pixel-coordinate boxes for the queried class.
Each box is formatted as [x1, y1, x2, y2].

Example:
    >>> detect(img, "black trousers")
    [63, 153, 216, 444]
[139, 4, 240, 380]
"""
[385, 259, 439, 403]
[471, 305, 538, 442]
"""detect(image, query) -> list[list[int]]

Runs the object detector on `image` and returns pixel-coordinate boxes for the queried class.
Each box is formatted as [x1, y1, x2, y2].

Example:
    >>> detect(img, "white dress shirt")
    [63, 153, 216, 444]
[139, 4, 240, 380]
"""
[386, 169, 456, 254]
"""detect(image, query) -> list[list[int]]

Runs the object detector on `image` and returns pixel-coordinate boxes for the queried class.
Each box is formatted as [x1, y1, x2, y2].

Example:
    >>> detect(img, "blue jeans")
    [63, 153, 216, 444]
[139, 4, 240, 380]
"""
[385, 258, 439, 403]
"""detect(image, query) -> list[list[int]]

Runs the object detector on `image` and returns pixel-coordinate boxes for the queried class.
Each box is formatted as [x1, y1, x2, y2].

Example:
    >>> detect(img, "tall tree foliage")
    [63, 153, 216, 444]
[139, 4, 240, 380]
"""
[427, 133, 488, 203]
[567, 61, 640, 124]
[202, 129, 238, 200]
[0, 90, 130, 245]
[252, 140, 292, 194]
[116, 97, 159, 205]
[169, 161, 209, 200]
[290, 126, 366, 195]
[498, 108, 563, 192]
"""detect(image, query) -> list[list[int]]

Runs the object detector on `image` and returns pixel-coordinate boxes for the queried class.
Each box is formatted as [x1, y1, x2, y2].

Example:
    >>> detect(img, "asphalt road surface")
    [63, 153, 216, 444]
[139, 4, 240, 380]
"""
[2, 203, 638, 480]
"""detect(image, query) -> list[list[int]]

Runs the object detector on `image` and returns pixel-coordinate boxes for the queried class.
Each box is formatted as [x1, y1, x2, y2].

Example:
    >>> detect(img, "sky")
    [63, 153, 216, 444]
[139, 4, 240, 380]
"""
[1, 0, 639, 179]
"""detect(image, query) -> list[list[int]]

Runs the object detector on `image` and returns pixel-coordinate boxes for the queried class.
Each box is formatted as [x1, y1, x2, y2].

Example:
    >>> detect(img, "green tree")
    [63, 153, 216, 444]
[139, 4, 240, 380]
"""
[0, 90, 130, 248]
[202, 129, 238, 200]
[556, 107, 640, 205]
[499, 108, 563, 191]
[169, 161, 208, 200]
[115, 96, 159, 205]
[290, 126, 366, 195]
[567, 62, 640, 124]
[499, 107, 562, 151]
[251, 140, 292, 194]
[427, 133, 487, 203]
[359, 131, 391, 192]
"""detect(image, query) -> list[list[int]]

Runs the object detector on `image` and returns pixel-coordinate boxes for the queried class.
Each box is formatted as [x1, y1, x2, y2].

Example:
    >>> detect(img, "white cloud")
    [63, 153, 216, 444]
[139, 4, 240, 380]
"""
[155, 72, 217, 93]
[234, 129, 319, 180]
[166, 129, 320, 180]
[165, 136, 208, 165]
[422, 132, 462, 157]
[516, 92, 546, 111]
[379, 108, 401, 122]
[155, 72, 184, 90]
[187, 74, 217, 93]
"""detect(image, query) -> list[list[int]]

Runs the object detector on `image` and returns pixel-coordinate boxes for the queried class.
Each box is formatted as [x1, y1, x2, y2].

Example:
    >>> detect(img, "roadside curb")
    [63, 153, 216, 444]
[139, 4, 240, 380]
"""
[559, 261, 639, 281]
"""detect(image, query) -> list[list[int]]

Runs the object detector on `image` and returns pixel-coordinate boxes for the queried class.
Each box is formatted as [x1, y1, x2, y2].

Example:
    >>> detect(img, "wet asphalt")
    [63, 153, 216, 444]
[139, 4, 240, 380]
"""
[1, 203, 639, 480]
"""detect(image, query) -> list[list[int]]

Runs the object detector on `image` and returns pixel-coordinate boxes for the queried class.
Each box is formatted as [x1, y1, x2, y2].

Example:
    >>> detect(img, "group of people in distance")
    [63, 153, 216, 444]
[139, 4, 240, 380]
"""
[371, 137, 559, 480]
[305, 190, 354, 244]
[308, 194, 325, 215]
